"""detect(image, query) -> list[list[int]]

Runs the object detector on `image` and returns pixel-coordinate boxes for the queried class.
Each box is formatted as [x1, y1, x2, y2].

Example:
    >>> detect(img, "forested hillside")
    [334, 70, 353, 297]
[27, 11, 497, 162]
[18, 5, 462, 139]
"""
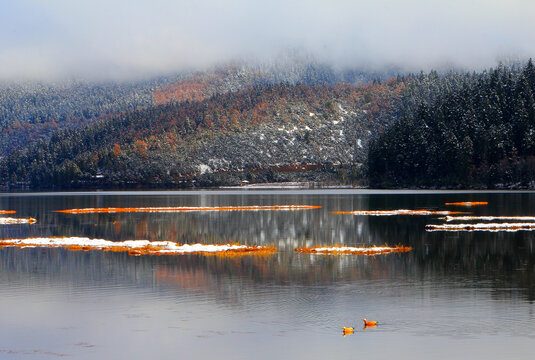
[368, 60, 535, 188]
[0, 78, 178, 156]
[0, 58, 396, 158]
[4, 59, 528, 190]
[0, 79, 408, 188]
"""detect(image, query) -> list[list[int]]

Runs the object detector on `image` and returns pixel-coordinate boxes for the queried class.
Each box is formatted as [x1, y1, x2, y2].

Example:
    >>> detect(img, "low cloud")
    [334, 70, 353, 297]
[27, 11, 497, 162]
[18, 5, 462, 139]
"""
[1, 0, 534, 81]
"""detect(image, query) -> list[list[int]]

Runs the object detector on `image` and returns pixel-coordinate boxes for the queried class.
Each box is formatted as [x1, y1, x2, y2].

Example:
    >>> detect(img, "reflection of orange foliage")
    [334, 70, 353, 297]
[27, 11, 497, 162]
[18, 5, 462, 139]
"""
[295, 245, 412, 255]
[332, 210, 461, 216]
[113, 220, 122, 235]
[0, 210, 16, 214]
[135, 218, 148, 238]
[57, 205, 322, 214]
[444, 202, 488, 206]
[155, 267, 210, 290]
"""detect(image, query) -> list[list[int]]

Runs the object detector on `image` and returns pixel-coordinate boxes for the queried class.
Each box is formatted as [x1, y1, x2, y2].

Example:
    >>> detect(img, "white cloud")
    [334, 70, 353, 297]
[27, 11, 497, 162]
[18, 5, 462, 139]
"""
[1, 0, 534, 80]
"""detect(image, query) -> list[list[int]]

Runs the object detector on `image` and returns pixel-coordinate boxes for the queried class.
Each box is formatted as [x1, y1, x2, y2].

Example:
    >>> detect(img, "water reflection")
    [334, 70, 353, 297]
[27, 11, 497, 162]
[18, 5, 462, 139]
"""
[1, 191, 535, 359]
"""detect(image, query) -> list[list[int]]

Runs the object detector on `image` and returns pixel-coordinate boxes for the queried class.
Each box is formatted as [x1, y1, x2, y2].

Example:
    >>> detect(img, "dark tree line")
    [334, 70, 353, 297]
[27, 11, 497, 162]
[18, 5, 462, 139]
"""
[368, 60, 535, 188]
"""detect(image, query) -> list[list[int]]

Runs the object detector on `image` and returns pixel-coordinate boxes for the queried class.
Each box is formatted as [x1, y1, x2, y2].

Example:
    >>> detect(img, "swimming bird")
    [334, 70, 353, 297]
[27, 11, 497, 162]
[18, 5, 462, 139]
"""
[362, 318, 377, 327]
[342, 327, 354, 336]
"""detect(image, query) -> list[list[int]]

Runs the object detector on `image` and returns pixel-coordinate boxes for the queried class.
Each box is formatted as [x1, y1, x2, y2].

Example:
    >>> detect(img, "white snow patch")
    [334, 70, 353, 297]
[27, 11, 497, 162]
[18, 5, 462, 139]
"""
[198, 164, 211, 175]
[426, 223, 535, 232]
[445, 216, 535, 222]
[337, 104, 348, 114]
[0, 237, 265, 254]
[357, 139, 363, 148]
[0, 217, 36, 225]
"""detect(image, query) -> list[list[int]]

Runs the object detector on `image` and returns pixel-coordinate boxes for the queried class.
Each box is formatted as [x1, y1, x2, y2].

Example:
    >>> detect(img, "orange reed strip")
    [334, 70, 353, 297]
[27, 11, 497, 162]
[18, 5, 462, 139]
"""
[56, 205, 322, 214]
[425, 223, 535, 232]
[0, 237, 276, 257]
[444, 202, 488, 206]
[0, 210, 16, 214]
[295, 245, 412, 255]
[0, 217, 37, 225]
[332, 210, 462, 216]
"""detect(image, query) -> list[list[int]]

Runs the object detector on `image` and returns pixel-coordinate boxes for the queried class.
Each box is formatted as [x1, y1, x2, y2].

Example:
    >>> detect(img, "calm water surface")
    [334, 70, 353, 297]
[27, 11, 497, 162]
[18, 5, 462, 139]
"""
[0, 190, 534, 359]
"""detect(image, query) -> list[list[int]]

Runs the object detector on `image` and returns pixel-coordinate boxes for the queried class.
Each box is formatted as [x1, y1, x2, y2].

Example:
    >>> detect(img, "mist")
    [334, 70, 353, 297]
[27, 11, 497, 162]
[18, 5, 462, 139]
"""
[1, 0, 534, 81]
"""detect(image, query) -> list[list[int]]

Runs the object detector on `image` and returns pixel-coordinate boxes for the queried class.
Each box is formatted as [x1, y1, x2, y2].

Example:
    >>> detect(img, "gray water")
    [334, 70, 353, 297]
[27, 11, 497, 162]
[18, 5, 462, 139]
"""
[0, 190, 534, 359]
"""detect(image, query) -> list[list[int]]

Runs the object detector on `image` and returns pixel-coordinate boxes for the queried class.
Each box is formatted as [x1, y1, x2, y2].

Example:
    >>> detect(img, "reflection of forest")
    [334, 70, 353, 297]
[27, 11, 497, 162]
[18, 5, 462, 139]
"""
[1, 192, 535, 302]
[1, 230, 534, 303]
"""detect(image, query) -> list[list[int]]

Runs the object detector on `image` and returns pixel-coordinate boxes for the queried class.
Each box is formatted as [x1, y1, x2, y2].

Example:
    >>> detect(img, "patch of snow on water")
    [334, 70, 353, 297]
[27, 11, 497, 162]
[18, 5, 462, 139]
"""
[0, 217, 36, 225]
[0, 237, 265, 254]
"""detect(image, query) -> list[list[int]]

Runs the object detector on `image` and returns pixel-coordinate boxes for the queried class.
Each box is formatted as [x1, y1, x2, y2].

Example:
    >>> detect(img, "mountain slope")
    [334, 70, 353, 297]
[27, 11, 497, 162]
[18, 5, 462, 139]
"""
[0, 80, 406, 188]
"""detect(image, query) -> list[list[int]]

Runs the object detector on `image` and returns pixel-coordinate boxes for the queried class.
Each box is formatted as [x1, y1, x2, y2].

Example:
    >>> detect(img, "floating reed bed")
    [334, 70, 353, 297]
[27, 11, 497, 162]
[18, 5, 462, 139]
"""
[332, 209, 462, 216]
[425, 223, 535, 232]
[444, 202, 488, 206]
[0, 210, 16, 214]
[443, 216, 535, 222]
[0, 217, 37, 225]
[0, 237, 276, 256]
[57, 205, 322, 214]
[295, 245, 412, 255]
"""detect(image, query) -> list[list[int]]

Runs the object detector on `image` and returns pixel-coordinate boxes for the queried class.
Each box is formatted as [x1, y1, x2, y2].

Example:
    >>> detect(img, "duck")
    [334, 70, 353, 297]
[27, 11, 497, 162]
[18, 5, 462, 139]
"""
[362, 318, 377, 327]
[342, 327, 354, 336]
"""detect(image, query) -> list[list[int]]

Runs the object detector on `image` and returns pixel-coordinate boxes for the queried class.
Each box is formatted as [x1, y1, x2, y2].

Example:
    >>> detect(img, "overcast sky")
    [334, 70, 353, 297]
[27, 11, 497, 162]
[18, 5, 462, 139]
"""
[1, 0, 534, 80]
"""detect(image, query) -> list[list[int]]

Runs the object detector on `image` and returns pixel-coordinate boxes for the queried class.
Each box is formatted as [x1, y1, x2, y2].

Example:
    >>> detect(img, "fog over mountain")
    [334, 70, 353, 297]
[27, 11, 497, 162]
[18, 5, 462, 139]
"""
[1, 0, 534, 81]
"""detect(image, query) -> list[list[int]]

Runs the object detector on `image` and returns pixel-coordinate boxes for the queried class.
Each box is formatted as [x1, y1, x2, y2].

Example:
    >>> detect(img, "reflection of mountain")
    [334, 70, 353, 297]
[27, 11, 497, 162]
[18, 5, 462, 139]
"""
[1, 191, 535, 302]
[1, 229, 534, 303]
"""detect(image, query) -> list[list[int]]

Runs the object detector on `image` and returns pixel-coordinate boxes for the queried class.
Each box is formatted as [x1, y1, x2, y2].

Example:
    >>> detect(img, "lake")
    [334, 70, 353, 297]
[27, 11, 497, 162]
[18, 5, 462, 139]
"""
[0, 190, 534, 359]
